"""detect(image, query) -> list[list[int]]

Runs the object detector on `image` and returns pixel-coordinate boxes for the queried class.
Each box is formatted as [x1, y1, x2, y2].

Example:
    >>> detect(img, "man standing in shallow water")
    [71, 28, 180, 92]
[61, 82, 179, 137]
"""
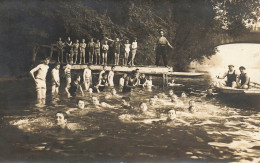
[30, 57, 50, 100]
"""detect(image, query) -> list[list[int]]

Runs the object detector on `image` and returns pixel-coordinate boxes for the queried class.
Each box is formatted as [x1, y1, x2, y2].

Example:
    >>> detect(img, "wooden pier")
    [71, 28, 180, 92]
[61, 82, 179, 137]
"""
[71, 64, 172, 87]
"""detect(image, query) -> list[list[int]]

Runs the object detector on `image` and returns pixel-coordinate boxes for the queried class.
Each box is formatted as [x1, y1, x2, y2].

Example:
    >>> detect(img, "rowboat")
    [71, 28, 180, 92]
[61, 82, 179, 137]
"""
[215, 82, 260, 95]
[167, 72, 204, 77]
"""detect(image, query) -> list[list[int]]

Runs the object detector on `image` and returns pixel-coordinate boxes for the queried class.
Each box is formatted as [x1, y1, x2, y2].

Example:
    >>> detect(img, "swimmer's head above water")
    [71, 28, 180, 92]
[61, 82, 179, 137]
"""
[91, 96, 100, 105]
[55, 111, 68, 129]
[139, 102, 148, 112]
[77, 98, 85, 109]
[169, 89, 174, 96]
[88, 88, 93, 93]
[111, 88, 117, 95]
[149, 98, 156, 106]
[167, 109, 176, 120]
[181, 92, 187, 98]
[188, 100, 196, 113]
[122, 97, 130, 106]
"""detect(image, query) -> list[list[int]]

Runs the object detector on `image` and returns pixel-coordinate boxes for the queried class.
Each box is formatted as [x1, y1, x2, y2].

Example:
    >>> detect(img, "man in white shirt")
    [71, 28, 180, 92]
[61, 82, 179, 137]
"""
[30, 57, 50, 100]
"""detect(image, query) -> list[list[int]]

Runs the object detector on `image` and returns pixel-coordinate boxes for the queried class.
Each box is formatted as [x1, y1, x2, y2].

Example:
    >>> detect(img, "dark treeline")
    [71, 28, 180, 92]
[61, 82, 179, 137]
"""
[0, 0, 259, 76]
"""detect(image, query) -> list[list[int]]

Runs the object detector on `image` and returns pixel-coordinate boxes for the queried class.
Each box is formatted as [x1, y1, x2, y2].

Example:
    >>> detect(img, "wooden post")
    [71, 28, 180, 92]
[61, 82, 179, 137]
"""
[163, 74, 165, 88]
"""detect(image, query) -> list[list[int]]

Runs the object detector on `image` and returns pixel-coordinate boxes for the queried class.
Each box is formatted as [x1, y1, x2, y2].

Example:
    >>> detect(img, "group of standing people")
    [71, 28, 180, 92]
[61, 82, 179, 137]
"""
[30, 57, 153, 104]
[56, 36, 138, 66]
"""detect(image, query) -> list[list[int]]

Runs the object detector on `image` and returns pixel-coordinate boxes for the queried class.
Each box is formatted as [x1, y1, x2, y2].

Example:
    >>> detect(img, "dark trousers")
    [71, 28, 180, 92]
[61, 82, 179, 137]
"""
[155, 46, 168, 66]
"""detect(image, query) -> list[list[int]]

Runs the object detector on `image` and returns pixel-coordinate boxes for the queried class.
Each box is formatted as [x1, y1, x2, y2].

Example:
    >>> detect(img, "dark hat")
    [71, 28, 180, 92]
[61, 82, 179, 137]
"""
[228, 65, 234, 67]
[239, 66, 246, 70]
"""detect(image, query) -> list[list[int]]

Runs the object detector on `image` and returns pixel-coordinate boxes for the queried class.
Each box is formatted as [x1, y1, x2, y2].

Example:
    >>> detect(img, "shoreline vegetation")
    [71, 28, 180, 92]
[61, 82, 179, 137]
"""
[0, 0, 259, 77]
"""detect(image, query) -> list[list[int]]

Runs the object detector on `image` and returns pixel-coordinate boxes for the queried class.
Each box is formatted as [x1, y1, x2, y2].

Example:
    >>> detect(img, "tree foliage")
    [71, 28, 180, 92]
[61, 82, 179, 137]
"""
[0, 0, 259, 76]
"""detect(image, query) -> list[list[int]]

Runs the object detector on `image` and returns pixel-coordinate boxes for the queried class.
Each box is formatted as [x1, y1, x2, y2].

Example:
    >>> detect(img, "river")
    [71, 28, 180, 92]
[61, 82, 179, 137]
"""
[0, 43, 260, 162]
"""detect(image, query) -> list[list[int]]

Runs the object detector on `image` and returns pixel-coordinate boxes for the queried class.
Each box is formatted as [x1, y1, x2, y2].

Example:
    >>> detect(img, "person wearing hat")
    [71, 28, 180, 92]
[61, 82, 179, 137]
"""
[217, 65, 238, 88]
[154, 29, 173, 66]
[236, 66, 250, 89]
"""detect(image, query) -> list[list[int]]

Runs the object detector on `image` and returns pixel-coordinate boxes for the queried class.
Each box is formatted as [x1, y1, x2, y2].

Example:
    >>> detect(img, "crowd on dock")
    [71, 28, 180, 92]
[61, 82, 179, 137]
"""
[56, 36, 137, 66]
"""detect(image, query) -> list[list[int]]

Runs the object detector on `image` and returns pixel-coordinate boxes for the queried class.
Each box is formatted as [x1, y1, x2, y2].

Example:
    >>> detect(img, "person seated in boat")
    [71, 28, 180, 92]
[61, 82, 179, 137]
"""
[143, 75, 153, 91]
[91, 96, 115, 109]
[105, 88, 121, 99]
[236, 66, 250, 89]
[188, 100, 196, 113]
[66, 75, 84, 98]
[138, 73, 147, 87]
[121, 97, 134, 109]
[94, 72, 108, 92]
[217, 65, 238, 88]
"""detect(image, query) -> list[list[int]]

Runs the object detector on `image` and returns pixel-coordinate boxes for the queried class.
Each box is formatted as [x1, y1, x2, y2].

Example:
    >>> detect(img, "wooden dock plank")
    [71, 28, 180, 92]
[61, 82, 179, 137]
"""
[71, 65, 173, 74]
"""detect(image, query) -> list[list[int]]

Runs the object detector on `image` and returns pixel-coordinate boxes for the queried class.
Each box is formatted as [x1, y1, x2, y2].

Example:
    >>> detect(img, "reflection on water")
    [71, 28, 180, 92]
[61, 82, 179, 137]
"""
[0, 72, 259, 162]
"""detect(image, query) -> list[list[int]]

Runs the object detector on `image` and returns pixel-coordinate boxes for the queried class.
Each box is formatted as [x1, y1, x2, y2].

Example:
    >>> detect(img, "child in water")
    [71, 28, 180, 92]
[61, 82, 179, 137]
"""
[188, 100, 196, 113]
[144, 75, 153, 91]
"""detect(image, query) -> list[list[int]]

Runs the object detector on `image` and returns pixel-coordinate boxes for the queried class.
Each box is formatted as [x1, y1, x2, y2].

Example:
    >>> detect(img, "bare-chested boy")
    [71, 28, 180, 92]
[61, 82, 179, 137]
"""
[51, 62, 60, 95]
[30, 57, 50, 100]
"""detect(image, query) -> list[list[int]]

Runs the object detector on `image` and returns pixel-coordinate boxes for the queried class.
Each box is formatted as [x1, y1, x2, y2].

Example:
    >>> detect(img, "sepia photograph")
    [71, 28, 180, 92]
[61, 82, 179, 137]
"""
[0, 0, 260, 162]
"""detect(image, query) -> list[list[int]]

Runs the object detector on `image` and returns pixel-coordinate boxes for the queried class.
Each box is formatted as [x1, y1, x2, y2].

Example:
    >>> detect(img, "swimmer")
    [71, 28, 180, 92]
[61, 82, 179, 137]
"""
[138, 74, 147, 87]
[55, 111, 68, 129]
[91, 96, 114, 108]
[66, 75, 84, 98]
[55, 111, 85, 130]
[88, 88, 93, 94]
[144, 75, 153, 91]
[168, 89, 175, 97]
[149, 98, 156, 106]
[105, 88, 121, 99]
[171, 95, 184, 108]
[66, 99, 87, 114]
[188, 100, 196, 113]
[138, 102, 156, 117]
[168, 79, 184, 87]
[121, 97, 133, 109]
[181, 92, 187, 98]
[206, 88, 215, 98]
[167, 109, 177, 120]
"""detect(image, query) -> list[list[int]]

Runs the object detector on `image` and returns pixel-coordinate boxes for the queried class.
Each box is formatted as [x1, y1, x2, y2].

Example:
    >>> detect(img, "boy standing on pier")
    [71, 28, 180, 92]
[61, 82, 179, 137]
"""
[79, 39, 86, 64]
[30, 57, 50, 100]
[73, 40, 79, 64]
[106, 37, 121, 65]
[102, 40, 109, 65]
[56, 37, 64, 63]
[88, 38, 95, 64]
[65, 37, 72, 63]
